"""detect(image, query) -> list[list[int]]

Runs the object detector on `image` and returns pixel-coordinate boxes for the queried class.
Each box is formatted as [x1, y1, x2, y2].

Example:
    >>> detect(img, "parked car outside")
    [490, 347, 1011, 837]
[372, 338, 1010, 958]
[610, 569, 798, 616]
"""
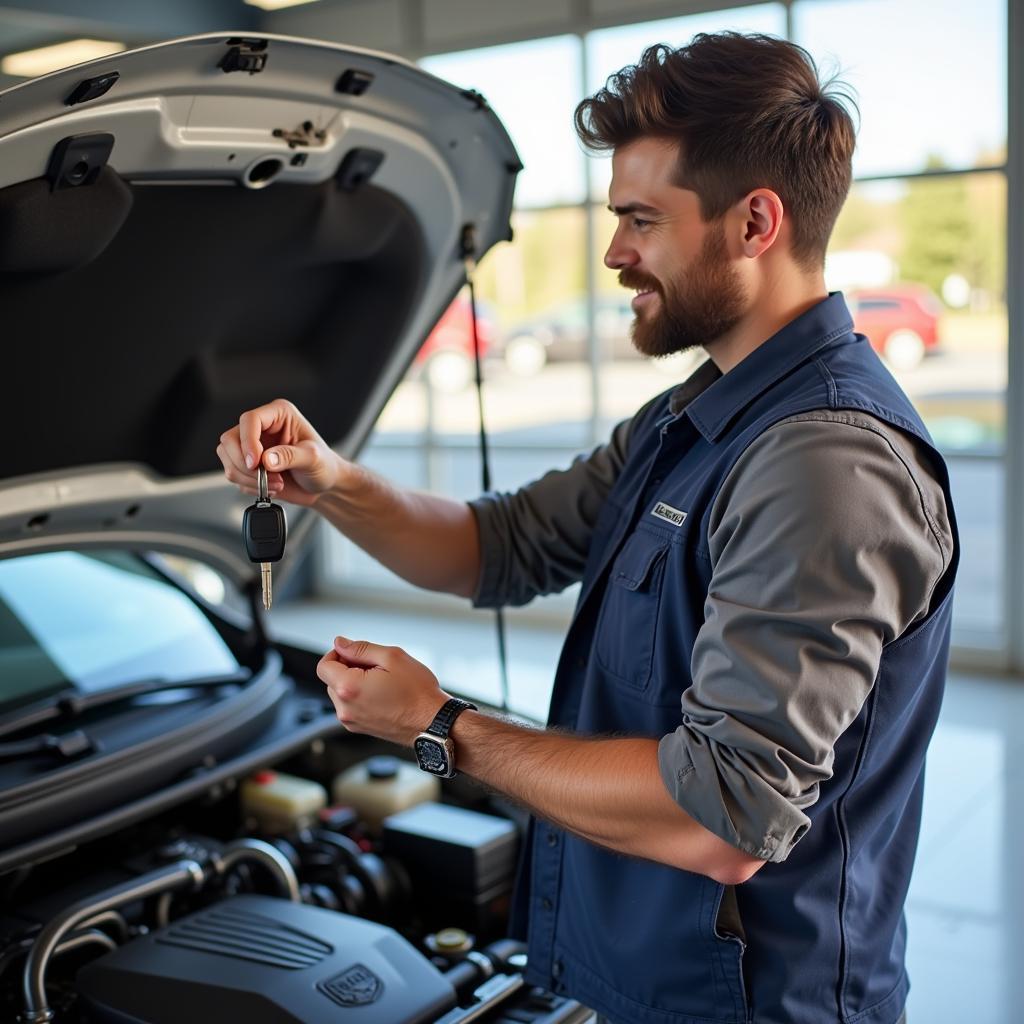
[415, 294, 493, 393]
[500, 295, 633, 373]
[500, 294, 704, 377]
[848, 284, 943, 370]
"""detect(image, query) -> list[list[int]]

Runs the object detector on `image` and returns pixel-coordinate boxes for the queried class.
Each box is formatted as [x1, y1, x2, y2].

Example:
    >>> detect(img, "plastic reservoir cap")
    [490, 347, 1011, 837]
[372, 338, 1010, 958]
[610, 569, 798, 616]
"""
[366, 756, 400, 780]
[435, 928, 471, 951]
[251, 770, 277, 785]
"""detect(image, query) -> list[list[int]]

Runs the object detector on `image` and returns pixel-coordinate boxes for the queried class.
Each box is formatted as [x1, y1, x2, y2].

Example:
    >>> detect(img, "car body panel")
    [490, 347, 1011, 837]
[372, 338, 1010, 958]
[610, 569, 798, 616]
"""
[0, 32, 520, 591]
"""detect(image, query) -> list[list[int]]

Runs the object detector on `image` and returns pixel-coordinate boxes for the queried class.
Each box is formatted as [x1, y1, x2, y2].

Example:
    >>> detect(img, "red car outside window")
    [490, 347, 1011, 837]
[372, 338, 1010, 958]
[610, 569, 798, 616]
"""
[848, 284, 942, 370]
[415, 295, 492, 391]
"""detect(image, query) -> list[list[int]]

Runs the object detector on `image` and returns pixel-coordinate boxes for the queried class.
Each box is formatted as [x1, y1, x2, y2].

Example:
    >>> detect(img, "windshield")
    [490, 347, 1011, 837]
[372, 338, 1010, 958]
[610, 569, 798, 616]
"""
[0, 551, 241, 715]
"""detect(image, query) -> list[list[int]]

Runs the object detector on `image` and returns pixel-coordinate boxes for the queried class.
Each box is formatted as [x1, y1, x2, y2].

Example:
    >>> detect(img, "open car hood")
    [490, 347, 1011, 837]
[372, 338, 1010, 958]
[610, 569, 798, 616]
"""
[0, 32, 519, 590]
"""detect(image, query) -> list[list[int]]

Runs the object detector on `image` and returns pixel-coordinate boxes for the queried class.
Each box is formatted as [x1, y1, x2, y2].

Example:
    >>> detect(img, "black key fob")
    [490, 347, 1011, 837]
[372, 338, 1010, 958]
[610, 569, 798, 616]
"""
[243, 466, 287, 563]
[243, 502, 286, 563]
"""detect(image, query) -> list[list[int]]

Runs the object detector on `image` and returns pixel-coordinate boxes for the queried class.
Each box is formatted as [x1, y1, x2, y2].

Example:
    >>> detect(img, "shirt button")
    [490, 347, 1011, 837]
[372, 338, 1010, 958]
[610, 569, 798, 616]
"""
[575, 656, 586, 670]
[552, 959, 564, 979]
[541, 897, 553, 911]
[546, 832, 559, 847]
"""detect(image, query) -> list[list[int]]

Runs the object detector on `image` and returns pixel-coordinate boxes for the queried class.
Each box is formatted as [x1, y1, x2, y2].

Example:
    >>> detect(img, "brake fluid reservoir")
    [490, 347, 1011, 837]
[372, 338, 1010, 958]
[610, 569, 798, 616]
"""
[333, 755, 440, 831]
[240, 769, 328, 834]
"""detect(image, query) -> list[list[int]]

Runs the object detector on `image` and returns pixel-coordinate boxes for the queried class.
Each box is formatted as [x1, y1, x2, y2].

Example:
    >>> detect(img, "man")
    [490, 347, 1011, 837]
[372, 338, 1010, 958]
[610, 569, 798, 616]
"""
[217, 33, 957, 1024]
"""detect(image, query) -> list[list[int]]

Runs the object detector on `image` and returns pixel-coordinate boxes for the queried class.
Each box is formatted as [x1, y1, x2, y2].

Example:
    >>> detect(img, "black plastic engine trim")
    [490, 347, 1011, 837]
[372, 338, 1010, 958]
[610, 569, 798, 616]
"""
[0, 652, 286, 812]
[0, 694, 341, 874]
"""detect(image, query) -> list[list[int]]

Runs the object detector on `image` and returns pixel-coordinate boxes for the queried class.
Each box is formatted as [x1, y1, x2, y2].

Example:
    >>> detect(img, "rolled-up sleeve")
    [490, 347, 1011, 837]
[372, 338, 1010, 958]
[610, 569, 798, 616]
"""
[469, 416, 633, 609]
[658, 412, 954, 862]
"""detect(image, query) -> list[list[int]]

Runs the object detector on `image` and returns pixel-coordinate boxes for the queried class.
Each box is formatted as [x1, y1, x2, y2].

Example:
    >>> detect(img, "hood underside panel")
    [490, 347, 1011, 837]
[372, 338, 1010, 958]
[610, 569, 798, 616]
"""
[0, 33, 519, 583]
[3, 174, 423, 480]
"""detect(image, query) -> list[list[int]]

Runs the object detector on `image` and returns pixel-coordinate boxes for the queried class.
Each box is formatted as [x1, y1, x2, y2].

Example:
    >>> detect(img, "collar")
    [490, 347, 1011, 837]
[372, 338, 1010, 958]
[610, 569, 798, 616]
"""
[667, 357, 722, 416]
[669, 292, 854, 442]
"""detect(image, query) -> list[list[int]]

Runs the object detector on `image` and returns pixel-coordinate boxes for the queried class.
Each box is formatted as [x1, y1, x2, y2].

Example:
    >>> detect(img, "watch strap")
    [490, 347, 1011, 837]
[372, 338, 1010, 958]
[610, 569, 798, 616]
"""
[425, 697, 478, 738]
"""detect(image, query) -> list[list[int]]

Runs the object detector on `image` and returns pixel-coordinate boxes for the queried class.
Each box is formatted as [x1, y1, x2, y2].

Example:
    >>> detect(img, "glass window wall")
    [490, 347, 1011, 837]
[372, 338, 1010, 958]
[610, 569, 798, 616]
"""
[323, 0, 1012, 662]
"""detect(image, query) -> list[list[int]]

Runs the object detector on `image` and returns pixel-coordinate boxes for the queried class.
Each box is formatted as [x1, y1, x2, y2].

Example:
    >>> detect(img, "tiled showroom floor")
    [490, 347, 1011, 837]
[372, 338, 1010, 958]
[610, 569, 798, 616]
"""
[273, 599, 1024, 1024]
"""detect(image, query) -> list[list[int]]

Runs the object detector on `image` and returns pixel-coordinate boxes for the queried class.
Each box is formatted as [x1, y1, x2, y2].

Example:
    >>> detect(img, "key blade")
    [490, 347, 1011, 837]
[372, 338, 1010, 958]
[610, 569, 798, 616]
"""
[261, 563, 273, 610]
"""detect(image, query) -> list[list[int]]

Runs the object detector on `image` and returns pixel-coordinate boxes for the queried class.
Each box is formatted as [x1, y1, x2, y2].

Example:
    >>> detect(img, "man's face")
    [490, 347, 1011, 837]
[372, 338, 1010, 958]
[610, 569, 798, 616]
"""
[605, 138, 748, 357]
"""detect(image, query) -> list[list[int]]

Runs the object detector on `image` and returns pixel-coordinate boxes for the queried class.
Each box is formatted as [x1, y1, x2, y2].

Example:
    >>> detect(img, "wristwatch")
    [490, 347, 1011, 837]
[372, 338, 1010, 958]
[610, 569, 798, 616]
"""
[413, 697, 478, 778]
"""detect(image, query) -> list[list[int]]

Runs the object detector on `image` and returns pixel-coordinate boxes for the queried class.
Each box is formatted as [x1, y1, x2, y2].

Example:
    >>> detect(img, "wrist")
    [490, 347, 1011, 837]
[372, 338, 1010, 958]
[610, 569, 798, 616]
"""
[411, 696, 477, 779]
[327, 450, 354, 497]
[408, 693, 452, 746]
[313, 452, 359, 509]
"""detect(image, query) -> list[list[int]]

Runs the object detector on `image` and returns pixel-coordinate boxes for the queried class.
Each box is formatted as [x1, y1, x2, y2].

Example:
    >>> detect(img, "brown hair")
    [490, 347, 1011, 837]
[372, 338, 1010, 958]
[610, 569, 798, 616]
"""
[574, 32, 858, 271]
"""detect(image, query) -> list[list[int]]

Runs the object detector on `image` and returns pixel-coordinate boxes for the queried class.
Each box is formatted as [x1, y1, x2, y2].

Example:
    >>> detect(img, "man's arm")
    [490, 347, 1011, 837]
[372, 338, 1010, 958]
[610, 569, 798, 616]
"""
[657, 412, 954, 862]
[314, 413, 635, 603]
[314, 408, 631, 603]
[467, 414, 634, 608]
[449, 710, 766, 885]
[222, 398, 639, 605]
[316, 639, 765, 886]
[315, 468, 482, 598]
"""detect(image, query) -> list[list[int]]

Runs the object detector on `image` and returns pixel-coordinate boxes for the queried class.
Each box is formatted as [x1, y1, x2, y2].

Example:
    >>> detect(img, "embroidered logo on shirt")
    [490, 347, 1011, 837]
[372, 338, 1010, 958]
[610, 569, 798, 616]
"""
[650, 501, 687, 527]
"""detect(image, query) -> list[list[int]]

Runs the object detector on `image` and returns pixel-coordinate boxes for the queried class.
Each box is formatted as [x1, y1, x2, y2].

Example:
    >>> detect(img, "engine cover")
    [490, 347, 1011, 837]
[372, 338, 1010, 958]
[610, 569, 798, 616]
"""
[76, 894, 457, 1024]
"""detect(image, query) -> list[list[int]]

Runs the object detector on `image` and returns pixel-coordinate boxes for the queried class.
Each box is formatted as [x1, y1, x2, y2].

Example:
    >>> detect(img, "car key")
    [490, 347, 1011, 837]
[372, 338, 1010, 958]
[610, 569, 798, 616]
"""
[243, 465, 287, 610]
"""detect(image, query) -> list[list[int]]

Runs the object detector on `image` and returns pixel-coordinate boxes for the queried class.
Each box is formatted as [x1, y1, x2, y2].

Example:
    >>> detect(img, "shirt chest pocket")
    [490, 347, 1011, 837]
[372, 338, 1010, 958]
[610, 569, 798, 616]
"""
[594, 527, 673, 693]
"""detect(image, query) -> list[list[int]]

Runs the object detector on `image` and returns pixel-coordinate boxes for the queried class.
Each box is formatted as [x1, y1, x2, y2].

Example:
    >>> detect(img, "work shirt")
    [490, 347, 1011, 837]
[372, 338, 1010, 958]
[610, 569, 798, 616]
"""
[469, 293, 959, 1024]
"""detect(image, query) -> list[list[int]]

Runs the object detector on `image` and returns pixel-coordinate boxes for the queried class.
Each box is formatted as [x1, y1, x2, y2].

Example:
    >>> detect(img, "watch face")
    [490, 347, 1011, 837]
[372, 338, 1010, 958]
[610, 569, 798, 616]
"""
[415, 736, 450, 776]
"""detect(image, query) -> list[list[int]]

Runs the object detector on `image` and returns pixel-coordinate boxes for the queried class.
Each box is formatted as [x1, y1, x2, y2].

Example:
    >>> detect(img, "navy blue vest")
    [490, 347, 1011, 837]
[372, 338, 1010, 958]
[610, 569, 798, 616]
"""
[510, 294, 960, 1024]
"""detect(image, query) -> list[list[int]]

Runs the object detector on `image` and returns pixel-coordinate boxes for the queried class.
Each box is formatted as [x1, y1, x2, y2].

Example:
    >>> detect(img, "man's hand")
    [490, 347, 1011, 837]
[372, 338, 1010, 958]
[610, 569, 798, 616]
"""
[316, 638, 450, 746]
[217, 398, 354, 508]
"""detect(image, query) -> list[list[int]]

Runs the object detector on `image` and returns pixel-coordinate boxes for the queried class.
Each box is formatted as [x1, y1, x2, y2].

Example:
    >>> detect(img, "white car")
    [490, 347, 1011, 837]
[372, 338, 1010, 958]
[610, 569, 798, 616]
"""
[0, 33, 592, 1024]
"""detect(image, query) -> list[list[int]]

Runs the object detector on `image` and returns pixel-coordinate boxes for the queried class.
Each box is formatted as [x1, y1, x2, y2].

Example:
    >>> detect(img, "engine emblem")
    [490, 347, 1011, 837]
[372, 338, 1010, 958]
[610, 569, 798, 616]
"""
[318, 963, 384, 1007]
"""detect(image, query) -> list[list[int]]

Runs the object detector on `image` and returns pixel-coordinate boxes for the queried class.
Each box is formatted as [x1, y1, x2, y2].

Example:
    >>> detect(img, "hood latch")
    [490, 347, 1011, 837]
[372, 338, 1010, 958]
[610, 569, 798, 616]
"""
[220, 38, 268, 75]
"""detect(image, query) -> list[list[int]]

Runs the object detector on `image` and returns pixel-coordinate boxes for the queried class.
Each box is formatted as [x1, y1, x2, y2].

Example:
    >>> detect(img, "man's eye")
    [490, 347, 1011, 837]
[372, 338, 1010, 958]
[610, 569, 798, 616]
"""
[632, 217, 651, 230]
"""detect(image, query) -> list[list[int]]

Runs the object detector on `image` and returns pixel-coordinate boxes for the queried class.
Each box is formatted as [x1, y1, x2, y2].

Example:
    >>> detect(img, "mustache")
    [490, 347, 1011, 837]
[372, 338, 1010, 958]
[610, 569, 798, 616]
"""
[618, 269, 662, 294]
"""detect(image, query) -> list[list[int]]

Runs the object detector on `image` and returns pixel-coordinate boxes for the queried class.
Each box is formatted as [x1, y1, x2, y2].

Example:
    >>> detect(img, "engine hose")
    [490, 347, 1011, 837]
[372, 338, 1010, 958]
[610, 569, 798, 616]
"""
[77, 911, 129, 945]
[19, 858, 206, 1024]
[211, 838, 300, 902]
[302, 829, 401, 916]
[442, 939, 528, 998]
[19, 839, 299, 1022]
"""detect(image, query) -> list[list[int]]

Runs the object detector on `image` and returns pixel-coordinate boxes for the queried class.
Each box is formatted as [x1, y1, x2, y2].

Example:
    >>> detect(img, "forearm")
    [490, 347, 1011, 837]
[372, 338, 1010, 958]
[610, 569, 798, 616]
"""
[315, 460, 481, 598]
[449, 710, 763, 884]
[316, 639, 763, 881]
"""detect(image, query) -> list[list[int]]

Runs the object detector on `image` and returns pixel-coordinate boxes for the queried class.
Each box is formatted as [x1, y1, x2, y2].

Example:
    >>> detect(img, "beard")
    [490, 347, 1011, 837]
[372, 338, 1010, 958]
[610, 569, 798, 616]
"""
[620, 218, 747, 358]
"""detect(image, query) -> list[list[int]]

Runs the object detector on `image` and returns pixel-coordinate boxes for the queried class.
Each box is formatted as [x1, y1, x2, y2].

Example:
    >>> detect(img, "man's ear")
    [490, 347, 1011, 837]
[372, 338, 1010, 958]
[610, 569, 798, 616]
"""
[737, 188, 784, 258]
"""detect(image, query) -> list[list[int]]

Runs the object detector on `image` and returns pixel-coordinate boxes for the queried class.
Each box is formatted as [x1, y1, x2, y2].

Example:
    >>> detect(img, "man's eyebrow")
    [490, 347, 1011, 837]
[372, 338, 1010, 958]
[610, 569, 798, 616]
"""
[608, 202, 662, 216]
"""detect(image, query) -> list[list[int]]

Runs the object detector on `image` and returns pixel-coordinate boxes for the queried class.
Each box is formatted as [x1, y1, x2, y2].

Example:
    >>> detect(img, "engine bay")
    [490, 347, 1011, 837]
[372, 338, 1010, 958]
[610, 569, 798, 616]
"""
[0, 554, 588, 1023]
[0, 750, 589, 1024]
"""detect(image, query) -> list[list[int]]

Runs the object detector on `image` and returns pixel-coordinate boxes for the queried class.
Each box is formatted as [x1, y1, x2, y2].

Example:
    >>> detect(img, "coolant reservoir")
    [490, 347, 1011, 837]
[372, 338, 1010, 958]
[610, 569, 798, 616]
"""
[240, 769, 327, 834]
[333, 755, 440, 830]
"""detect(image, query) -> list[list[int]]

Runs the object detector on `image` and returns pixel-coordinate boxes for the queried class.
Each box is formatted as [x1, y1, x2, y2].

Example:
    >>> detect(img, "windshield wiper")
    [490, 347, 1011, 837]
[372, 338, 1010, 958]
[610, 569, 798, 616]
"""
[0, 668, 253, 742]
[0, 728, 97, 763]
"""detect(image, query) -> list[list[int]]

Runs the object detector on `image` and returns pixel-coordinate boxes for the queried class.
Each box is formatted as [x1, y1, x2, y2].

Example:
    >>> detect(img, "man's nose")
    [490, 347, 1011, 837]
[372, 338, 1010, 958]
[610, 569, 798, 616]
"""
[604, 227, 638, 271]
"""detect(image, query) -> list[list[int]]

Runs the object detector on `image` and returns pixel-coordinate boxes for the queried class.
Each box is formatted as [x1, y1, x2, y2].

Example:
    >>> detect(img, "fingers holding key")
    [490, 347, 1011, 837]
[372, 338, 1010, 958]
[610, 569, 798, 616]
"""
[220, 399, 340, 509]
[216, 438, 279, 494]
[218, 400, 308, 496]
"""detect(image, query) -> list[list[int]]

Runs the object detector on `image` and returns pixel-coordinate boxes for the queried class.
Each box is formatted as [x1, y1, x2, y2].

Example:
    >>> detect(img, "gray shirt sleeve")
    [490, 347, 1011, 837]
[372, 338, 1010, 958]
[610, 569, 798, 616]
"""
[658, 411, 955, 862]
[468, 415, 634, 608]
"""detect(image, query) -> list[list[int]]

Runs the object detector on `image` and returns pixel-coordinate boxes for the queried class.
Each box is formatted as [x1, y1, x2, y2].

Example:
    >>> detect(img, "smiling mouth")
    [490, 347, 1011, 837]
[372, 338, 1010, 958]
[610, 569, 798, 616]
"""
[631, 288, 658, 310]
